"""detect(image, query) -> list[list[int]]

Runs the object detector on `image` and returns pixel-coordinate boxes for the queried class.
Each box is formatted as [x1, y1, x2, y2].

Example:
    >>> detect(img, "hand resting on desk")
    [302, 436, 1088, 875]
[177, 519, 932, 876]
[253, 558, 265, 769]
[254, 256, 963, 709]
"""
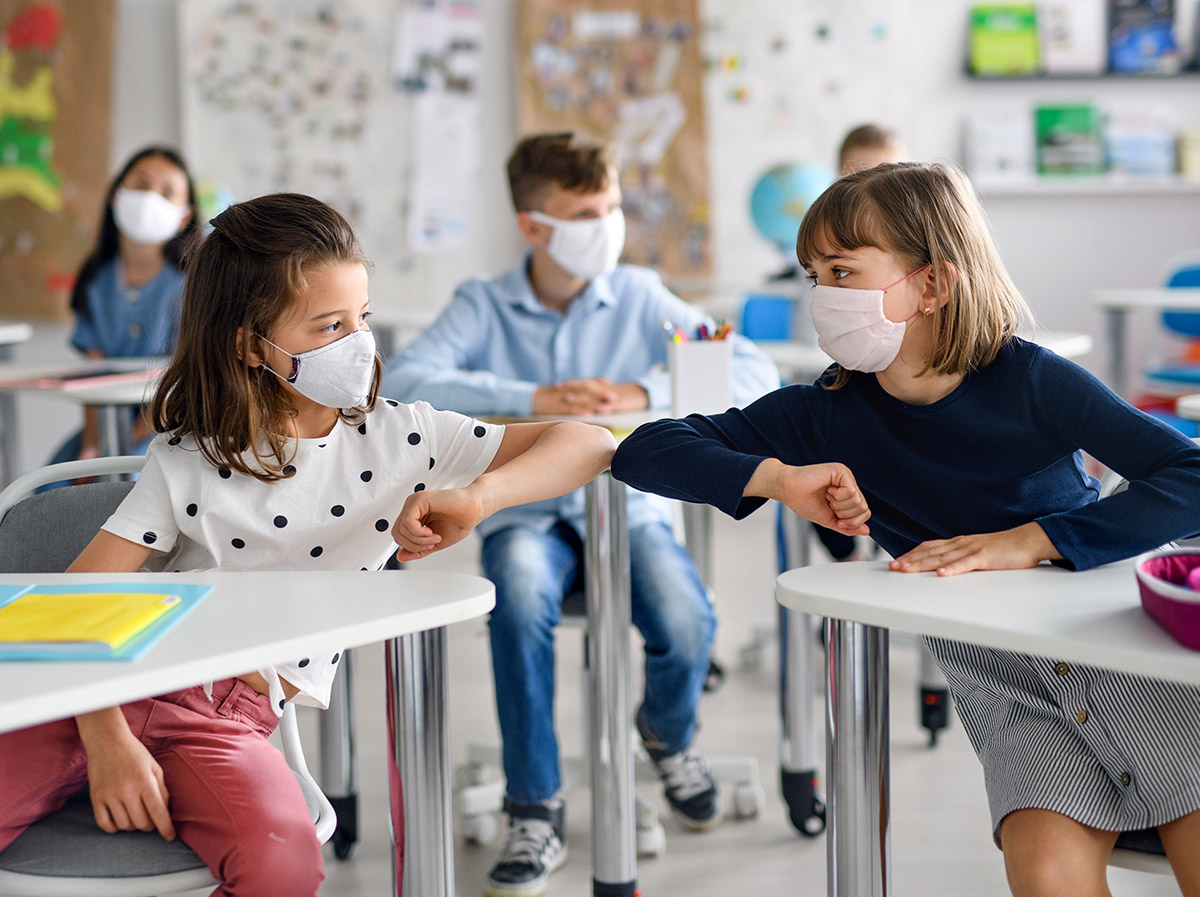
[532, 378, 648, 415]
[889, 521, 1062, 577]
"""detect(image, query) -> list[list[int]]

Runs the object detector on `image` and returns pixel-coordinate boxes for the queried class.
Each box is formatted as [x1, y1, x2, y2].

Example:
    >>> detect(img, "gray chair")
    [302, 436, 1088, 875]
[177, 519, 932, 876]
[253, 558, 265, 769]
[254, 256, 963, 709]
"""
[0, 456, 335, 897]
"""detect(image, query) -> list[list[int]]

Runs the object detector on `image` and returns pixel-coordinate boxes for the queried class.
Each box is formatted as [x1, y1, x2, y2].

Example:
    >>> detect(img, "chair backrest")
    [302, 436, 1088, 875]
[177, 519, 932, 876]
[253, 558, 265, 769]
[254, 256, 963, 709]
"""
[0, 456, 145, 575]
[1158, 251, 1200, 338]
[740, 293, 794, 341]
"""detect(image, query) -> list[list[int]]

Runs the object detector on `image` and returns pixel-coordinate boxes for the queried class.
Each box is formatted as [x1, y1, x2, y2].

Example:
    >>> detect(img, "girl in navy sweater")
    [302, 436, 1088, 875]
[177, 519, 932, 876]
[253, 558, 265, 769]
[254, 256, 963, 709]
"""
[612, 162, 1200, 896]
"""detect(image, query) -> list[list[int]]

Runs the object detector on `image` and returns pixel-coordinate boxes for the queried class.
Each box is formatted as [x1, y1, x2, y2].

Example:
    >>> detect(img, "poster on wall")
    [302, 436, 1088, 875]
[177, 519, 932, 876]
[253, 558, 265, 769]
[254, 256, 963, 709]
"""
[0, 0, 114, 320]
[179, 0, 414, 296]
[394, 2, 483, 253]
[517, 0, 710, 278]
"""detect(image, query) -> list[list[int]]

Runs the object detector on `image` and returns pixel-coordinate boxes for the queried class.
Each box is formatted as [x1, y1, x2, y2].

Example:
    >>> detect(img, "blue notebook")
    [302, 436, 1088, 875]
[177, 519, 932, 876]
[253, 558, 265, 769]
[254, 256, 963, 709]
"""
[0, 582, 211, 661]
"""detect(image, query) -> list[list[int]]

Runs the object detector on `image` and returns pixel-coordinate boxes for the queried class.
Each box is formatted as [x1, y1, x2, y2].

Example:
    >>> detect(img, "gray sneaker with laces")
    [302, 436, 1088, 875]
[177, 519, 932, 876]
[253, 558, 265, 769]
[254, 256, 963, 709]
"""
[638, 712, 724, 832]
[483, 798, 567, 897]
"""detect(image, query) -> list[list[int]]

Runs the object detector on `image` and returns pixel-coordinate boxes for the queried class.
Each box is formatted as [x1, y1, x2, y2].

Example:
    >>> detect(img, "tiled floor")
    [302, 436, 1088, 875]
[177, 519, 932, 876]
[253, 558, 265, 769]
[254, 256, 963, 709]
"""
[7, 325, 1180, 896]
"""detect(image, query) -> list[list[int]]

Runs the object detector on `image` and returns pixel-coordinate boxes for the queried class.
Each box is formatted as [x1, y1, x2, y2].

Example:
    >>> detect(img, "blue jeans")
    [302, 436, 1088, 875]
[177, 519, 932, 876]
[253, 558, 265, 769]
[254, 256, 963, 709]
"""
[481, 519, 715, 805]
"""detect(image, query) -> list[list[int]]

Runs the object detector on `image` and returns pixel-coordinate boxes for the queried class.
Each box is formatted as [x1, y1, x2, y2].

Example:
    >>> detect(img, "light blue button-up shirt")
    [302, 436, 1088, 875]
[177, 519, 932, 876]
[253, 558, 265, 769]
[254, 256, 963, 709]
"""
[381, 257, 781, 538]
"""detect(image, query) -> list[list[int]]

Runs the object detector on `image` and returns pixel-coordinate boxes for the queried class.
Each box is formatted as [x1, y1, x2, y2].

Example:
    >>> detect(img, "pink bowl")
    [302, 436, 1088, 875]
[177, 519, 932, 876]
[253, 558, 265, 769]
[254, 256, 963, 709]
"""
[1135, 549, 1200, 651]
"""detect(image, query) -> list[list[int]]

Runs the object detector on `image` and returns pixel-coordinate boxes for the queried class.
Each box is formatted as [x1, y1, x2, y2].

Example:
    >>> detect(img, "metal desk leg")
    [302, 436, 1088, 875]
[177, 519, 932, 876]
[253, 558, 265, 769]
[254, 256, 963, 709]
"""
[1107, 308, 1130, 398]
[96, 404, 130, 458]
[385, 629, 454, 897]
[0, 344, 18, 486]
[779, 509, 826, 836]
[825, 618, 890, 897]
[585, 473, 637, 897]
[680, 500, 713, 588]
[320, 649, 358, 859]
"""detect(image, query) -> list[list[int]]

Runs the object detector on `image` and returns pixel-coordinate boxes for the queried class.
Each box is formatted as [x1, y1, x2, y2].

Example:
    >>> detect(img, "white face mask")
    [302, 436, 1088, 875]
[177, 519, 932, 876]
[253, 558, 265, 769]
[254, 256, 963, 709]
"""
[259, 328, 377, 409]
[529, 209, 625, 280]
[112, 188, 189, 245]
[808, 266, 930, 372]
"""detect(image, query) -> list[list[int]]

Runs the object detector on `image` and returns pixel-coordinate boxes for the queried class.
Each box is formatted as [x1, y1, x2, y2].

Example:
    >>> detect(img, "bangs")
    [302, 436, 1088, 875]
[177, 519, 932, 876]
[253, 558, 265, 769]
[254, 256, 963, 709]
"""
[795, 177, 889, 269]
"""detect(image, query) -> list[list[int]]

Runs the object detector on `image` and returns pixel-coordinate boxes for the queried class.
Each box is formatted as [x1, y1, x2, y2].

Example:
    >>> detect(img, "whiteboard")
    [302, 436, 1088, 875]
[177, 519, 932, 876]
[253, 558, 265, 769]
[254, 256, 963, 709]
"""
[178, 0, 413, 300]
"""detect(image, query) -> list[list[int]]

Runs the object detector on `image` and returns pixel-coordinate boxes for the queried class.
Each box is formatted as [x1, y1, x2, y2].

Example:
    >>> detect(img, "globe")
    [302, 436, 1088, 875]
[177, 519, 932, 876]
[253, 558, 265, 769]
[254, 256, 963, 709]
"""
[749, 163, 836, 251]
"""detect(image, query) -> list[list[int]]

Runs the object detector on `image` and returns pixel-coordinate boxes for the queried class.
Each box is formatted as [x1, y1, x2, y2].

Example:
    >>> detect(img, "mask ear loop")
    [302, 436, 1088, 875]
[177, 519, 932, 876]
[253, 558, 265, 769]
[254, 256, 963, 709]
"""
[256, 333, 301, 381]
[885, 264, 932, 324]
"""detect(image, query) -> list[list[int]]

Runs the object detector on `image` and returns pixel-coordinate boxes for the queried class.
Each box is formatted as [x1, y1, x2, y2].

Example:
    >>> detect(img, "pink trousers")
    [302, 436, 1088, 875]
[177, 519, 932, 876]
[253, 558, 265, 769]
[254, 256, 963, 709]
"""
[0, 677, 323, 897]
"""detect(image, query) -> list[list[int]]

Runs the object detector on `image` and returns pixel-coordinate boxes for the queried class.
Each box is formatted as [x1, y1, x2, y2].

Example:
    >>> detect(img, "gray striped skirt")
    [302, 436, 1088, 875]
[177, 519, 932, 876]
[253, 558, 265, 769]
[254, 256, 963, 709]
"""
[927, 637, 1200, 848]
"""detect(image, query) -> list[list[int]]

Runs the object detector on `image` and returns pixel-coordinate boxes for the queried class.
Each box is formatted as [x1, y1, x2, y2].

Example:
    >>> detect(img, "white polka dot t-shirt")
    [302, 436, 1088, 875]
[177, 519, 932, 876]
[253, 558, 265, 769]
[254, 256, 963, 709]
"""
[101, 399, 503, 710]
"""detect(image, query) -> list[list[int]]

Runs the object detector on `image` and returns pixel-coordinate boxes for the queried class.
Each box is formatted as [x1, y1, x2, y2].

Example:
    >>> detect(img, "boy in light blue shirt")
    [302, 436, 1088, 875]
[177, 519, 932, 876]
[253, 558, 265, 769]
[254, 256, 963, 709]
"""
[382, 132, 778, 897]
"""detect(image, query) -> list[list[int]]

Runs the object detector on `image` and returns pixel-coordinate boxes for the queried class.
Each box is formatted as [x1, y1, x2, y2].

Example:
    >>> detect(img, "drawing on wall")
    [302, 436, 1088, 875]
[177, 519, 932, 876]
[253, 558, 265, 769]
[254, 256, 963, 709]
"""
[517, 0, 710, 278]
[394, 2, 483, 253]
[699, 0, 909, 282]
[0, 0, 113, 319]
[180, 0, 414, 290]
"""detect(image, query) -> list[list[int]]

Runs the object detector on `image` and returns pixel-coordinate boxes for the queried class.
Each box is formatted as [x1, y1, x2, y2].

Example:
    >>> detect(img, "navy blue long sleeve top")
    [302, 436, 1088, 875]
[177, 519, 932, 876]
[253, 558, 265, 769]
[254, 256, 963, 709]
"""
[611, 339, 1200, 571]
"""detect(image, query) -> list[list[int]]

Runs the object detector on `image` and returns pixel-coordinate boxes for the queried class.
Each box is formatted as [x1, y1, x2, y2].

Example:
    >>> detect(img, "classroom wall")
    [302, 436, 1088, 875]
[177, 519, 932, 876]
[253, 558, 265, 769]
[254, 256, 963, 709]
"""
[107, 0, 1200, 380]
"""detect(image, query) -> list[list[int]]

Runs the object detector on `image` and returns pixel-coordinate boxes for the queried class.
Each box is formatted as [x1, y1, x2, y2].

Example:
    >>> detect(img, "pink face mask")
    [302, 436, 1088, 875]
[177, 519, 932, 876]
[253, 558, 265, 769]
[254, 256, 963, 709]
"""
[808, 265, 930, 372]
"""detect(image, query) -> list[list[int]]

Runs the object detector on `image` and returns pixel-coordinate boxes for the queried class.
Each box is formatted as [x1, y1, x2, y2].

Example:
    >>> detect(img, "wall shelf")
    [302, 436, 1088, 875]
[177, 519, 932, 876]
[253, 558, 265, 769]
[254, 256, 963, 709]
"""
[974, 174, 1200, 196]
[965, 69, 1200, 81]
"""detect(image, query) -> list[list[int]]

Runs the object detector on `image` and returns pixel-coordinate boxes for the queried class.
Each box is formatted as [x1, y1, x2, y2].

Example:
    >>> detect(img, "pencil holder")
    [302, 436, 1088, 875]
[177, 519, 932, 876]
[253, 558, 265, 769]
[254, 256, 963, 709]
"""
[669, 340, 733, 417]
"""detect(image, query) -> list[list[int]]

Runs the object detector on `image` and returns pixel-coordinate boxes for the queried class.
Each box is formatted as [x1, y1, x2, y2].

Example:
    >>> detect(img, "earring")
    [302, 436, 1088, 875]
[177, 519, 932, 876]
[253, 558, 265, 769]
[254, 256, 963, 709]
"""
[922, 307, 933, 315]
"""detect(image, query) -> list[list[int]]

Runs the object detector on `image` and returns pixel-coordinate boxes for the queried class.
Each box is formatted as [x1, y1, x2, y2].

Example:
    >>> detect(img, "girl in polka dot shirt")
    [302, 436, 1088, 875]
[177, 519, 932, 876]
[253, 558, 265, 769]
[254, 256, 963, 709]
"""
[0, 194, 617, 897]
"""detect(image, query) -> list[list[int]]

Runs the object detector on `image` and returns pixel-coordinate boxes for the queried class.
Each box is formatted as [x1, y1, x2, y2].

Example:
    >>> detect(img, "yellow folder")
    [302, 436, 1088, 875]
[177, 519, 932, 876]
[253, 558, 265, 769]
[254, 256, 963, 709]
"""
[0, 592, 181, 653]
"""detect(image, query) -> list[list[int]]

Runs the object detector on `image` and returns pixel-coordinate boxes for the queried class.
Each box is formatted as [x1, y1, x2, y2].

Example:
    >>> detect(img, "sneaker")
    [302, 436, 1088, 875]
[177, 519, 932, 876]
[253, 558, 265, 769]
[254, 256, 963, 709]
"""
[638, 714, 723, 832]
[483, 798, 567, 897]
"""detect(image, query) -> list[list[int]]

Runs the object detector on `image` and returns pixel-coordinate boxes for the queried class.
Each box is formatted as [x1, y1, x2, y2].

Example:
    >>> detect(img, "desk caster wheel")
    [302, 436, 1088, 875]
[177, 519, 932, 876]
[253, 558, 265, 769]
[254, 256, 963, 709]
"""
[732, 782, 764, 820]
[328, 795, 358, 861]
[635, 795, 666, 857]
[461, 812, 500, 846]
[920, 686, 950, 747]
[637, 821, 666, 858]
[781, 769, 826, 837]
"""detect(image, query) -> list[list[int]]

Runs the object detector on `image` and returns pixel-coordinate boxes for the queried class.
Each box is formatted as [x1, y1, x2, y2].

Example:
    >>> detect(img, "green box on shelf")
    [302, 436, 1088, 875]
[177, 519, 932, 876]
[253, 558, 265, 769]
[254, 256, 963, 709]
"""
[969, 5, 1041, 76]
[1035, 104, 1105, 174]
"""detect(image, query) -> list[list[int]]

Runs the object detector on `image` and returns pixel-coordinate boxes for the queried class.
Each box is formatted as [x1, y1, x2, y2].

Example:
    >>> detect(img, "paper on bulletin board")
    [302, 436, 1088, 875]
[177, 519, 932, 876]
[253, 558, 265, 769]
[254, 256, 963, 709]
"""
[407, 92, 479, 253]
[0, 0, 114, 320]
[394, 3, 483, 253]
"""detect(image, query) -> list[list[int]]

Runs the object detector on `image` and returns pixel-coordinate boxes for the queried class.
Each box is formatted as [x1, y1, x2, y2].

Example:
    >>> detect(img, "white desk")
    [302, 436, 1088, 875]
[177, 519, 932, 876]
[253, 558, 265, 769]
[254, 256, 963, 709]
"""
[0, 569, 495, 897]
[1093, 288, 1200, 398]
[0, 359, 162, 461]
[0, 322, 34, 486]
[776, 560, 1200, 897]
[757, 329, 1094, 384]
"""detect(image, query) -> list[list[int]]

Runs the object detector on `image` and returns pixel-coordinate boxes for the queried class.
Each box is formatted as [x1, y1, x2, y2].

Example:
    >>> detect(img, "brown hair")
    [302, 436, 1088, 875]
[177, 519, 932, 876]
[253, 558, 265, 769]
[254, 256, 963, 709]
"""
[506, 132, 618, 211]
[151, 193, 381, 481]
[796, 162, 1032, 389]
[837, 124, 900, 170]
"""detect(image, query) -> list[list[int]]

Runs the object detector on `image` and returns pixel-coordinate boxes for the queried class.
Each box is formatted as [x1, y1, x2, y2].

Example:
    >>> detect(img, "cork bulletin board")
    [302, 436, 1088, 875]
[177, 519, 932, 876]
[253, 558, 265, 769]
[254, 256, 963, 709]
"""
[516, 0, 710, 278]
[0, 0, 114, 320]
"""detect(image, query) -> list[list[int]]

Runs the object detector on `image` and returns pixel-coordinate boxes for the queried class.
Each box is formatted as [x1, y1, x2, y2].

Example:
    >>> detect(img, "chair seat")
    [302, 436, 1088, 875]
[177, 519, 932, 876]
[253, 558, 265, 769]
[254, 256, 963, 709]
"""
[1114, 826, 1165, 856]
[0, 792, 208, 879]
[1146, 366, 1200, 385]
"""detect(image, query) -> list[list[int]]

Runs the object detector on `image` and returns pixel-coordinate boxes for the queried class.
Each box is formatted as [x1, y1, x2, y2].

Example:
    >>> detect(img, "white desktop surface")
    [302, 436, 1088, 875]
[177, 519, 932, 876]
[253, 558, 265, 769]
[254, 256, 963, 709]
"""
[0, 569, 495, 732]
[0, 322, 33, 346]
[0, 359, 162, 407]
[777, 560, 1200, 686]
[1093, 288, 1200, 310]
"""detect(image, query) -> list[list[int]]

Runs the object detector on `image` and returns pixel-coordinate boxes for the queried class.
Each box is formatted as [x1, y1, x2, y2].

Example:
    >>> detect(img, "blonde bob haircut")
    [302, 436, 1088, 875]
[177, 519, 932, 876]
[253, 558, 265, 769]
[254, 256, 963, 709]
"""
[795, 161, 1032, 388]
